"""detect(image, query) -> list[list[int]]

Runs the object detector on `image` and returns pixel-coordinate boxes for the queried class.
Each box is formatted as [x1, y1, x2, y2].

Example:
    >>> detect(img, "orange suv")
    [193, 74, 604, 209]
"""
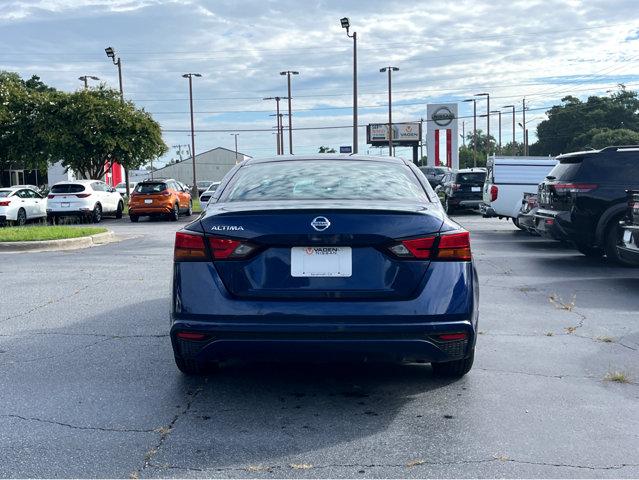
[128, 179, 192, 222]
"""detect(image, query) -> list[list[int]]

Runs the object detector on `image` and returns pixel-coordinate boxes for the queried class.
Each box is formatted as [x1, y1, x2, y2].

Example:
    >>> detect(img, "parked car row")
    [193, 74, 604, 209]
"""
[511, 146, 639, 266]
[0, 186, 47, 226]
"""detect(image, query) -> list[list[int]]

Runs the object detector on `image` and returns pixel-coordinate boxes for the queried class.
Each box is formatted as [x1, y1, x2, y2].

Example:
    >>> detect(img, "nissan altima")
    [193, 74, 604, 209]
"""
[171, 155, 478, 377]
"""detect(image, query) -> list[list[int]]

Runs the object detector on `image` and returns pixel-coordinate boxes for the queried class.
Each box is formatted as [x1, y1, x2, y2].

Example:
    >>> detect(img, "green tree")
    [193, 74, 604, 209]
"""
[458, 129, 496, 168]
[535, 88, 639, 155]
[42, 86, 168, 179]
[318, 146, 336, 153]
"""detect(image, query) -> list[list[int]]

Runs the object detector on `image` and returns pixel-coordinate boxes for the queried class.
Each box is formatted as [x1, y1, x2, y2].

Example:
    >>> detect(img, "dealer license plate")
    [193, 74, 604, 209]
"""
[291, 246, 352, 277]
[472, 187, 481, 192]
[61, 202, 70, 208]
[144, 199, 153, 204]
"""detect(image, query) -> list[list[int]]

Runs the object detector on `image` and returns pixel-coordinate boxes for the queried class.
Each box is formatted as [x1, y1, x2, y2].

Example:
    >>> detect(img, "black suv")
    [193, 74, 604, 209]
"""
[534, 146, 639, 264]
[437, 168, 486, 213]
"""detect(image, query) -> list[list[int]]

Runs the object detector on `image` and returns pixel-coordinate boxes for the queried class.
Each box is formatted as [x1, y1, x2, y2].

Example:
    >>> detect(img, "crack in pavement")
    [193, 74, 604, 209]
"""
[146, 456, 639, 474]
[0, 414, 157, 433]
[132, 387, 204, 478]
[0, 280, 105, 325]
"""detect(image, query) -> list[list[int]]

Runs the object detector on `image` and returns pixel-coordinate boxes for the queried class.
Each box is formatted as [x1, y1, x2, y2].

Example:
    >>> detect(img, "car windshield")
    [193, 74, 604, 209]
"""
[0, 190, 12, 197]
[206, 184, 219, 192]
[547, 160, 582, 181]
[456, 172, 486, 184]
[135, 182, 167, 193]
[116, 183, 126, 189]
[197, 181, 211, 188]
[221, 160, 428, 202]
[51, 184, 85, 193]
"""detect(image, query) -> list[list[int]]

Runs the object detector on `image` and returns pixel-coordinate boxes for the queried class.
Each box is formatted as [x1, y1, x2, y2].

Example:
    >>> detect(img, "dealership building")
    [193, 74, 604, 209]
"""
[150, 147, 250, 185]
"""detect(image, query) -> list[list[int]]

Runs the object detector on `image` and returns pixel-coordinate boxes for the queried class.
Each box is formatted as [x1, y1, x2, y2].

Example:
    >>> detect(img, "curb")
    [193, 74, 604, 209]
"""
[0, 230, 116, 253]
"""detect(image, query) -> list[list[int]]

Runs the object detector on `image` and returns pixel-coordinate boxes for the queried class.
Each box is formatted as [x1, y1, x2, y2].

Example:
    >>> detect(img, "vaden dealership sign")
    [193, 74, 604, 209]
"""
[366, 122, 421, 146]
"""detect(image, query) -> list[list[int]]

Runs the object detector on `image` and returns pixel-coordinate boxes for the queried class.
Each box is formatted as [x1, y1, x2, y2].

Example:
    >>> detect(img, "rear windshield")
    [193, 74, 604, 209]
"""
[0, 190, 12, 197]
[547, 160, 582, 181]
[456, 172, 486, 184]
[221, 160, 428, 202]
[135, 182, 167, 193]
[51, 184, 85, 193]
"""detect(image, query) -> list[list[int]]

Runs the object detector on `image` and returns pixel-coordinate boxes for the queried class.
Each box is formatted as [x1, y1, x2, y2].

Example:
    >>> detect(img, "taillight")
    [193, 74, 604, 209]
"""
[452, 183, 461, 191]
[76, 193, 91, 198]
[553, 183, 598, 194]
[174, 232, 208, 261]
[437, 231, 472, 261]
[209, 237, 255, 259]
[176, 332, 208, 341]
[490, 185, 498, 202]
[161, 190, 171, 196]
[438, 332, 468, 341]
[0, 200, 10, 207]
[47, 194, 55, 199]
[389, 230, 471, 261]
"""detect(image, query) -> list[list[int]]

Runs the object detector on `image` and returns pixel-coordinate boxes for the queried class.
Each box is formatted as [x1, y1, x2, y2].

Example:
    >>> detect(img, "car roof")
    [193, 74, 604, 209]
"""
[456, 168, 487, 173]
[53, 179, 100, 185]
[0, 187, 18, 191]
[139, 178, 173, 182]
[244, 154, 408, 166]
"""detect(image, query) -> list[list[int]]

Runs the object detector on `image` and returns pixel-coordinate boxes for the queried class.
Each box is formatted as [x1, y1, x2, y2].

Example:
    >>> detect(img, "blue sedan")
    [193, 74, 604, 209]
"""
[171, 155, 478, 377]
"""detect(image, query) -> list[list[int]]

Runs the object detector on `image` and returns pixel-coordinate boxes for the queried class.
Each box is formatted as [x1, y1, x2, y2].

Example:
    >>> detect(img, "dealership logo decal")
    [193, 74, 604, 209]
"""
[305, 247, 339, 255]
[211, 225, 244, 231]
[311, 216, 331, 231]
[431, 107, 455, 127]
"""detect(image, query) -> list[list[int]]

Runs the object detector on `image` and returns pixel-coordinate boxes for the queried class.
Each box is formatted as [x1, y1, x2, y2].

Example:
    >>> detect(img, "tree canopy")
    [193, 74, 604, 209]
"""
[0, 71, 167, 179]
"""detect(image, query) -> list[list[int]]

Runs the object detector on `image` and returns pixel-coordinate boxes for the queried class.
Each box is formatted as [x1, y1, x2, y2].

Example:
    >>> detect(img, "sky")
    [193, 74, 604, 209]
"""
[1, 0, 638, 166]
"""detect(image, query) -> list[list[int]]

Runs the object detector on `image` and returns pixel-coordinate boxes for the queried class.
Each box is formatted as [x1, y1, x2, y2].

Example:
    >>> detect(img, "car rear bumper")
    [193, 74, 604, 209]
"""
[449, 198, 482, 208]
[129, 205, 173, 215]
[533, 209, 573, 241]
[46, 210, 89, 217]
[171, 261, 479, 363]
[517, 212, 538, 233]
[618, 226, 639, 265]
[479, 203, 496, 217]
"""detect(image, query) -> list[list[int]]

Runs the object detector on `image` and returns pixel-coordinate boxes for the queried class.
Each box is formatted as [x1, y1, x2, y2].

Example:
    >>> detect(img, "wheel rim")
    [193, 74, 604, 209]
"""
[95, 205, 101, 222]
[174, 205, 179, 219]
[18, 210, 26, 226]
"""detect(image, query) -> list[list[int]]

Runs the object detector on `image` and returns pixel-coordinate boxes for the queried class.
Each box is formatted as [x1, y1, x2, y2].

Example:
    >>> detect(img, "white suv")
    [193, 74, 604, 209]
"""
[47, 180, 124, 223]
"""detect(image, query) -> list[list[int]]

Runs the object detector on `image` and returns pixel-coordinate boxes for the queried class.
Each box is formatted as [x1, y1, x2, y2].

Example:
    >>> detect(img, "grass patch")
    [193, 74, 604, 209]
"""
[604, 370, 631, 384]
[0, 225, 106, 242]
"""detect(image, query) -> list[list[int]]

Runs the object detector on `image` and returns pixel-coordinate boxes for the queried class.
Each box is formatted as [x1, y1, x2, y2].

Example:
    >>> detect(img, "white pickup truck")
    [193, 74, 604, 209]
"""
[480, 156, 557, 228]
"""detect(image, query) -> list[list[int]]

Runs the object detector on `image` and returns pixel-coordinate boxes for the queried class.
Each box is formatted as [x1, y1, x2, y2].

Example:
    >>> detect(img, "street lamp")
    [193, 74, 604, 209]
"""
[502, 105, 516, 156]
[279, 71, 299, 154]
[230, 133, 239, 163]
[78, 75, 99, 89]
[104, 46, 129, 195]
[341, 17, 358, 154]
[463, 98, 477, 167]
[380, 66, 399, 156]
[182, 73, 202, 198]
[490, 110, 502, 153]
[475, 93, 490, 141]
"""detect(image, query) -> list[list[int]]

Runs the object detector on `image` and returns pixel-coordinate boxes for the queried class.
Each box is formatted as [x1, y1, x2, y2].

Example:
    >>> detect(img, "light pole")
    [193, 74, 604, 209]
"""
[463, 98, 477, 167]
[230, 133, 239, 163]
[490, 110, 502, 153]
[264, 97, 288, 155]
[475, 92, 490, 141]
[502, 105, 516, 155]
[78, 75, 99, 89]
[522, 98, 528, 155]
[341, 17, 358, 153]
[380, 66, 399, 156]
[280, 71, 299, 154]
[182, 73, 202, 198]
[105, 47, 129, 195]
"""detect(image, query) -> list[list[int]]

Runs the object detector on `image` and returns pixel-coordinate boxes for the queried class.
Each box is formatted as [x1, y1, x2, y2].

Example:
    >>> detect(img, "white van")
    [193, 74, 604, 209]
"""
[480, 156, 557, 228]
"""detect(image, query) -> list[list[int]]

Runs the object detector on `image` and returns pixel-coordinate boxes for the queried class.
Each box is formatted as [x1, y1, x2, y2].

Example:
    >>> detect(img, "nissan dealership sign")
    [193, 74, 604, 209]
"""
[431, 106, 455, 127]
[426, 103, 459, 170]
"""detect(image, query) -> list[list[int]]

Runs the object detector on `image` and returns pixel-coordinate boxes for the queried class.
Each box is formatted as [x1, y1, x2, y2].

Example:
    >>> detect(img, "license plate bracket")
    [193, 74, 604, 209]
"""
[291, 246, 352, 277]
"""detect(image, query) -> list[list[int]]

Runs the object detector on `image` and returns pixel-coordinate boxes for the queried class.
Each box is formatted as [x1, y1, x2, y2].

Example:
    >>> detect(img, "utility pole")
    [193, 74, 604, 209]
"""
[78, 75, 99, 89]
[491, 110, 502, 153]
[464, 98, 477, 167]
[182, 73, 202, 198]
[419, 117, 424, 160]
[280, 71, 299, 154]
[341, 18, 358, 153]
[264, 97, 289, 155]
[104, 47, 129, 195]
[380, 66, 399, 156]
[230, 134, 239, 162]
[475, 92, 490, 143]
[461, 121, 466, 147]
[522, 98, 528, 156]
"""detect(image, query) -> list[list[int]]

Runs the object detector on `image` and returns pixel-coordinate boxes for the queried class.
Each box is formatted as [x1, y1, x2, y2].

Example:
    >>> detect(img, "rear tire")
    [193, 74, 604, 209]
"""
[575, 242, 603, 258]
[169, 203, 179, 221]
[130, 214, 139, 223]
[604, 216, 632, 266]
[92, 204, 102, 224]
[432, 348, 474, 378]
[444, 196, 454, 214]
[15, 208, 27, 226]
[115, 202, 123, 219]
[174, 355, 218, 376]
[186, 200, 193, 216]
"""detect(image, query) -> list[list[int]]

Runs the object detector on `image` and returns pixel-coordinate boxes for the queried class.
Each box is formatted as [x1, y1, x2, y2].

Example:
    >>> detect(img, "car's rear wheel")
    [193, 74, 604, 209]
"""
[604, 216, 633, 266]
[186, 200, 193, 216]
[174, 355, 218, 376]
[169, 203, 179, 221]
[431, 348, 474, 377]
[92, 204, 102, 223]
[444, 196, 454, 214]
[115, 201, 123, 219]
[15, 208, 27, 226]
[575, 242, 603, 258]
[130, 214, 139, 223]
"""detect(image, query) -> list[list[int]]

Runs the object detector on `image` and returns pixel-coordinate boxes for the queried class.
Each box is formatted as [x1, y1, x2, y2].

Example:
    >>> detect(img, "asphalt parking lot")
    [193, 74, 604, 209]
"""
[1, 212, 638, 478]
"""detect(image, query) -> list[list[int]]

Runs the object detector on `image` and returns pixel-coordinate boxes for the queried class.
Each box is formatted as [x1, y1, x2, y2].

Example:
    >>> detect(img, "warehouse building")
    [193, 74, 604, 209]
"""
[150, 147, 250, 185]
